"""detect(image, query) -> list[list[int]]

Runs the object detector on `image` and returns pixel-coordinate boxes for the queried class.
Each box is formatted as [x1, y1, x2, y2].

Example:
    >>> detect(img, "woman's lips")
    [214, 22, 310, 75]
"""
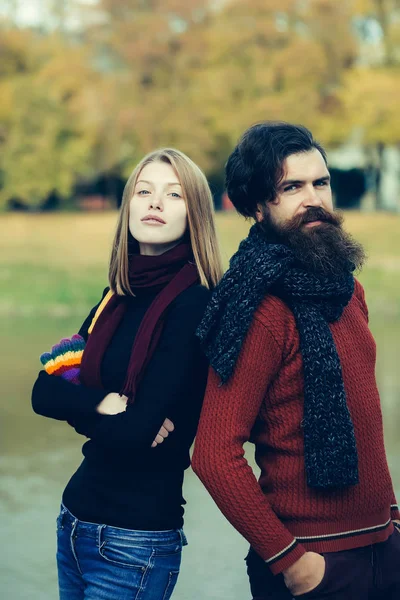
[141, 216, 166, 225]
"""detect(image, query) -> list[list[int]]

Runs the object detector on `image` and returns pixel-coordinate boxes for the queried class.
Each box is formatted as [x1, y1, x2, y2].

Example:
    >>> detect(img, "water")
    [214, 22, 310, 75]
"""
[1, 315, 399, 599]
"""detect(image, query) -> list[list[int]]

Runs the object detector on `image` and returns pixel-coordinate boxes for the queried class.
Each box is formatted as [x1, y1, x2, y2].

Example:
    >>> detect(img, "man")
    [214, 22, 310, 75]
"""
[192, 121, 400, 599]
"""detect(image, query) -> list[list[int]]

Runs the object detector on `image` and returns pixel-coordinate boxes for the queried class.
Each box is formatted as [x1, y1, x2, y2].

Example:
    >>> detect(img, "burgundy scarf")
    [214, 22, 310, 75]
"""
[80, 243, 199, 402]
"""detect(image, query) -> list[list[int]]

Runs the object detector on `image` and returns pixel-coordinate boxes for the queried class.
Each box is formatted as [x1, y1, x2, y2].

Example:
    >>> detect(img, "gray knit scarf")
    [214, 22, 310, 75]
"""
[197, 223, 359, 489]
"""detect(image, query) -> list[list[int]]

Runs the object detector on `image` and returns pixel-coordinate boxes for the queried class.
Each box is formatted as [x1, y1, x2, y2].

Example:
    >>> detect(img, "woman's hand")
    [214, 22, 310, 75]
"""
[151, 418, 175, 448]
[96, 393, 128, 415]
[96, 395, 174, 446]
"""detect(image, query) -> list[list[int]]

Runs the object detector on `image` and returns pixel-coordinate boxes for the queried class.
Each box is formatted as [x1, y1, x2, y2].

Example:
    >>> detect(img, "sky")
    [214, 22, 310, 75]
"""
[0, 0, 99, 30]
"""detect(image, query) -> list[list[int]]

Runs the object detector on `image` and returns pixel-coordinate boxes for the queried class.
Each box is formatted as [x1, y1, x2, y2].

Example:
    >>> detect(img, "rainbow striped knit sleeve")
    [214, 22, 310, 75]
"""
[40, 334, 85, 385]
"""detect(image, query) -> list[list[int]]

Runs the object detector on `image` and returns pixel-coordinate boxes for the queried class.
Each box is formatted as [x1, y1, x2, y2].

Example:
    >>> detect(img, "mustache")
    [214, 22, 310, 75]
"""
[284, 207, 343, 232]
[257, 204, 365, 277]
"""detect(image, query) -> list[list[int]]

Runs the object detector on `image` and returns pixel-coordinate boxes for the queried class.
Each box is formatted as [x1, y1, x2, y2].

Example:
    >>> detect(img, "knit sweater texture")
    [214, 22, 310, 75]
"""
[192, 280, 399, 574]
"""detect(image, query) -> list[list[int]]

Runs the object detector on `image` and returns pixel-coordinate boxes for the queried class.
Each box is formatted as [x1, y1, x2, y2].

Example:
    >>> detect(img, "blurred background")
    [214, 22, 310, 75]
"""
[0, 1, 399, 598]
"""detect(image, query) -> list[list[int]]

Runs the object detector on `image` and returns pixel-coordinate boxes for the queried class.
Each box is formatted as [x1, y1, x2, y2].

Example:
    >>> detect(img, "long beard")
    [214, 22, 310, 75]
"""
[259, 207, 366, 278]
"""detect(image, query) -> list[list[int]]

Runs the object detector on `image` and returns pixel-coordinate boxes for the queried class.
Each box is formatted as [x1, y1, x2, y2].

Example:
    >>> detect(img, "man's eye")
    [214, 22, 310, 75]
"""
[284, 185, 298, 192]
[316, 180, 328, 187]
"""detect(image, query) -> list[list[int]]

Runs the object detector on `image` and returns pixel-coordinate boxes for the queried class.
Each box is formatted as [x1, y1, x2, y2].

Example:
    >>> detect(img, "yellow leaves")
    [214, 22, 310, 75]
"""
[339, 67, 400, 143]
[0, 28, 38, 77]
[1, 0, 399, 208]
[36, 43, 93, 104]
[0, 79, 13, 122]
[0, 33, 98, 206]
[272, 39, 328, 88]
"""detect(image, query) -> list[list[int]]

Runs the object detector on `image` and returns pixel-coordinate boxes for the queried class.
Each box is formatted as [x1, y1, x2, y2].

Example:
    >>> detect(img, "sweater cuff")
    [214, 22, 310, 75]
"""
[35, 370, 105, 416]
[391, 504, 400, 521]
[264, 539, 307, 576]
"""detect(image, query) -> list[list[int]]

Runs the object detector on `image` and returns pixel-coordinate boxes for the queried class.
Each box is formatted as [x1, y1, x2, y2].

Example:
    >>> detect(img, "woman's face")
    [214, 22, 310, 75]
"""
[129, 161, 188, 256]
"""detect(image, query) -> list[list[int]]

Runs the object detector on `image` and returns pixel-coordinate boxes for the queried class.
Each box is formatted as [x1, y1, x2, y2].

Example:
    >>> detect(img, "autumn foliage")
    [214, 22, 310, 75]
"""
[0, 0, 399, 208]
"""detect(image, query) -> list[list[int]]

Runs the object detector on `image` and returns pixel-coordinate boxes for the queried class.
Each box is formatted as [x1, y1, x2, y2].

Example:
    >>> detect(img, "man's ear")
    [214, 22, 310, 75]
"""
[255, 205, 263, 222]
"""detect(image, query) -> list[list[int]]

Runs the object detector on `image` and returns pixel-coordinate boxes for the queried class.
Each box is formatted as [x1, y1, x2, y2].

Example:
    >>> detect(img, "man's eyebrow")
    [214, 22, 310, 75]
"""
[279, 175, 331, 187]
[279, 179, 303, 187]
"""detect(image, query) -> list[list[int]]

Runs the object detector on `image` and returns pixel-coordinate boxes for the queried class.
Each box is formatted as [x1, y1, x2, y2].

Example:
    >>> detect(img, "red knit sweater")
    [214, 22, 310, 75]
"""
[192, 280, 399, 575]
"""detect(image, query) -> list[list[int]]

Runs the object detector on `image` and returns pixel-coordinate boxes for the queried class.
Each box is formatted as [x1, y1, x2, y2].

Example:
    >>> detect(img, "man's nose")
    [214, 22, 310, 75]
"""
[303, 185, 323, 208]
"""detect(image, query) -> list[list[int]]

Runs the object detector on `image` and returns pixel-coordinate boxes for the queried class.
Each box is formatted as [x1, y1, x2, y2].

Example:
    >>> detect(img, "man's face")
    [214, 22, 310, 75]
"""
[256, 149, 333, 228]
[253, 148, 365, 277]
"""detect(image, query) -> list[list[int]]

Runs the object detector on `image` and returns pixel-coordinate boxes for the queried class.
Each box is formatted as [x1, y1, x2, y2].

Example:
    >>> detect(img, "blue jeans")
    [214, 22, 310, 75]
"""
[56, 504, 187, 600]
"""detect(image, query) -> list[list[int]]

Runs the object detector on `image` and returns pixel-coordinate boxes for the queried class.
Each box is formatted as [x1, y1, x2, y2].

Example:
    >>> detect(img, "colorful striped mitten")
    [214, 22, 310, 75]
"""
[40, 334, 85, 385]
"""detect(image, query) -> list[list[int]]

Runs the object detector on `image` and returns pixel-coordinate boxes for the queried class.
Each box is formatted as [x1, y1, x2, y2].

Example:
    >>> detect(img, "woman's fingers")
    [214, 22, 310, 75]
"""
[163, 418, 175, 432]
[151, 418, 175, 448]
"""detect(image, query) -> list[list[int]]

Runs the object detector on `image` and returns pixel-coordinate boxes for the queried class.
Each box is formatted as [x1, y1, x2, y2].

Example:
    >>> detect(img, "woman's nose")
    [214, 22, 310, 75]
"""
[149, 194, 163, 210]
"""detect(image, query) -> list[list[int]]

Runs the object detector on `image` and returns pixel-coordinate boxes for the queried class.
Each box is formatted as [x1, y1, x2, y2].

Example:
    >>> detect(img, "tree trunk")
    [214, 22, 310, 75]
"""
[375, 142, 385, 210]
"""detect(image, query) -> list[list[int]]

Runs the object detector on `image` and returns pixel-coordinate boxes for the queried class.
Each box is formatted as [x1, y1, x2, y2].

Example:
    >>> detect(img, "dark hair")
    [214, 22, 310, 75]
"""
[225, 121, 327, 218]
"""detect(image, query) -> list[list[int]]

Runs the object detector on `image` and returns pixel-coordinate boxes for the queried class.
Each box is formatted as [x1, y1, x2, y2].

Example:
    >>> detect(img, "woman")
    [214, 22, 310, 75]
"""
[32, 148, 223, 600]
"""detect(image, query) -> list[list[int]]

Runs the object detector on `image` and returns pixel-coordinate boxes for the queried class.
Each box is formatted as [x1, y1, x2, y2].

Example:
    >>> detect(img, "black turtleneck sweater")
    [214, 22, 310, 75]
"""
[31, 284, 210, 530]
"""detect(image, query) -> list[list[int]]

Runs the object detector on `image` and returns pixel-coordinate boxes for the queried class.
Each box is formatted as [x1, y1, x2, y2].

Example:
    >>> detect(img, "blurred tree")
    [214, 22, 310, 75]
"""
[345, 0, 400, 208]
[0, 0, 399, 209]
[80, 0, 219, 175]
[339, 68, 400, 208]
[185, 0, 357, 163]
[0, 29, 99, 208]
[354, 0, 400, 66]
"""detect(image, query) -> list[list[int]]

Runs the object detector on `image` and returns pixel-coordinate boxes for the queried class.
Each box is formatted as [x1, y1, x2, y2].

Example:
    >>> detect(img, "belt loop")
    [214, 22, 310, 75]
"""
[97, 524, 106, 549]
[71, 518, 78, 540]
[57, 511, 65, 530]
[58, 503, 68, 529]
[178, 529, 188, 547]
[69, 518, 83, 575]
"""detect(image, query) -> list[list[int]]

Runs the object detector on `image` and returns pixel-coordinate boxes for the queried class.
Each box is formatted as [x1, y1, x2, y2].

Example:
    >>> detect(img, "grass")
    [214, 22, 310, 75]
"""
[0, 211, 399, 318]
[2, 210, 398, 446]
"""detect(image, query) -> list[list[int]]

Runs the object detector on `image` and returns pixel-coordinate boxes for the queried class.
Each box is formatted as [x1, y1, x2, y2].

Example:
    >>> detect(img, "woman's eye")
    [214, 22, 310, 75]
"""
[137, 190, 150, 195]
[170, 192, 182, 198]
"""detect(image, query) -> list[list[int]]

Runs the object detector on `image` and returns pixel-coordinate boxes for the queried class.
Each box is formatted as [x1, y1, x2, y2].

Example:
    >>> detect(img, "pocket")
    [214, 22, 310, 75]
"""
[153, 541, 182, 557]
[98, 539, 152, 571]
[292, 555, 329, 598]
[389, 524, 400, 549]
[162, 570, 179, 600]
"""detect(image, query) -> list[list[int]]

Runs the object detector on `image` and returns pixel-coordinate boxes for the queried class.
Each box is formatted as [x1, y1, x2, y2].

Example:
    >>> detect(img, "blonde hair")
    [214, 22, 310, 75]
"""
[109, 148, 223, 295]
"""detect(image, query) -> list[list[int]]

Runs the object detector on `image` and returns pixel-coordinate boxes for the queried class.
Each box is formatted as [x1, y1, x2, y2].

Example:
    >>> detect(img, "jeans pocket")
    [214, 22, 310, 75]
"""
[98, 540, 152, 571]
[153, 541, 182, 557]
[162, 570, 179, 600]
